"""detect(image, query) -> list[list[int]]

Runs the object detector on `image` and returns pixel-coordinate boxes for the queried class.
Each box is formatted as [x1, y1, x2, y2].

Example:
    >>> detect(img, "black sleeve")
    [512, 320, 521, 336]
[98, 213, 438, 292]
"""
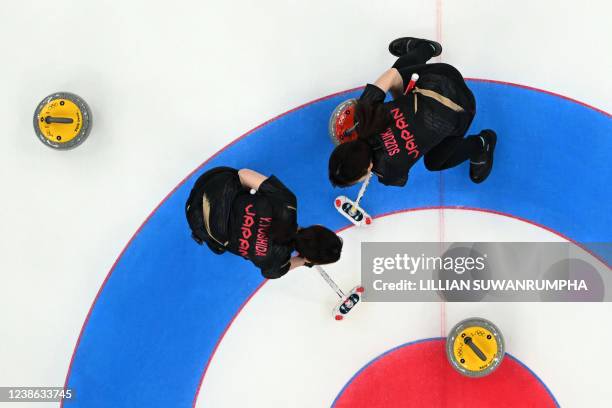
[359, 84, 387, 105]
[374, 158, 410, 187]
[259, 246, 292, 279]
[373, 154, 409, 187]
[258, 175, 297, 208]
[378, 171, 409, 187]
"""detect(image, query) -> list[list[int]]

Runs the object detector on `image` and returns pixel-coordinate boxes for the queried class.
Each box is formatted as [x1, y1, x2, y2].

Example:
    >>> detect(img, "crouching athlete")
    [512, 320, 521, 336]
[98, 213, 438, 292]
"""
[329, 37, 497, 188]
[186, 167, 343, 278]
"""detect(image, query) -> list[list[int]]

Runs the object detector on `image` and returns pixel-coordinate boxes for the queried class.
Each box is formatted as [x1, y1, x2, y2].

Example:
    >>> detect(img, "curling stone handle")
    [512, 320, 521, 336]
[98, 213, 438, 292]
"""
[45, 116, 74, 124]
[464, 336, 487, 361]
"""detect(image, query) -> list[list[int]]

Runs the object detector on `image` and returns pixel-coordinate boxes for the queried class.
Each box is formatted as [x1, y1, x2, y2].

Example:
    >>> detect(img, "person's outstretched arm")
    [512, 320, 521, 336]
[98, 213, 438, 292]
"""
[261, 255, 305, 278]
[289, 256, 307, 271]
[238, 168, 267, 190]
[372, 68, 405, 99]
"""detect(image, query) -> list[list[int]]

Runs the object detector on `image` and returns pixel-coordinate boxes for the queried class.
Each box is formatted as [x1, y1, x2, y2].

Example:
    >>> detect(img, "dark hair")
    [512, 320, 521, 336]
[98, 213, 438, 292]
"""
[328, 139, 372, 187]
[328, 100, 391, 187]
[295, 225, 342, 265]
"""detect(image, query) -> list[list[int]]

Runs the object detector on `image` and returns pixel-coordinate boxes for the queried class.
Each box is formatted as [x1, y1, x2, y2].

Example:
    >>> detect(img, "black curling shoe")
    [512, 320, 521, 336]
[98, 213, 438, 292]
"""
[388, 37, 443, 58]
[469, 130, 497, 184]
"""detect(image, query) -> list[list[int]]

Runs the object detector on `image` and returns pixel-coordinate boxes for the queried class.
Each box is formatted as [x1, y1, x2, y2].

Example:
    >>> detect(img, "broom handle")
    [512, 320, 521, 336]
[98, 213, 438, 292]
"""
[315, 265, 345, 298]
[354, 171, 372, 207]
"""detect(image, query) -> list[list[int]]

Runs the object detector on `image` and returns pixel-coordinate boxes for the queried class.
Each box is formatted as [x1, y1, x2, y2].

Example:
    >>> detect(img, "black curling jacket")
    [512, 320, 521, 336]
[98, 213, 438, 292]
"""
[359, 63, 476, 187]
[186, 167, 297, 279]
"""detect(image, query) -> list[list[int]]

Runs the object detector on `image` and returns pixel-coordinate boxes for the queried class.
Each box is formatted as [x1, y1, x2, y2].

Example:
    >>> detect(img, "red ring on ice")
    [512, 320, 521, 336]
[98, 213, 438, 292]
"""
[332, 338, 558, 407]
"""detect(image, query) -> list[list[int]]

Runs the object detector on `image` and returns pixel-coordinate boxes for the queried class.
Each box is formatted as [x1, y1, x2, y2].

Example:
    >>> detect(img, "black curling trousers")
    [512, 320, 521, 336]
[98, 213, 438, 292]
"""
[423, 135, 484, 171]
[392, 42, 484, 171]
